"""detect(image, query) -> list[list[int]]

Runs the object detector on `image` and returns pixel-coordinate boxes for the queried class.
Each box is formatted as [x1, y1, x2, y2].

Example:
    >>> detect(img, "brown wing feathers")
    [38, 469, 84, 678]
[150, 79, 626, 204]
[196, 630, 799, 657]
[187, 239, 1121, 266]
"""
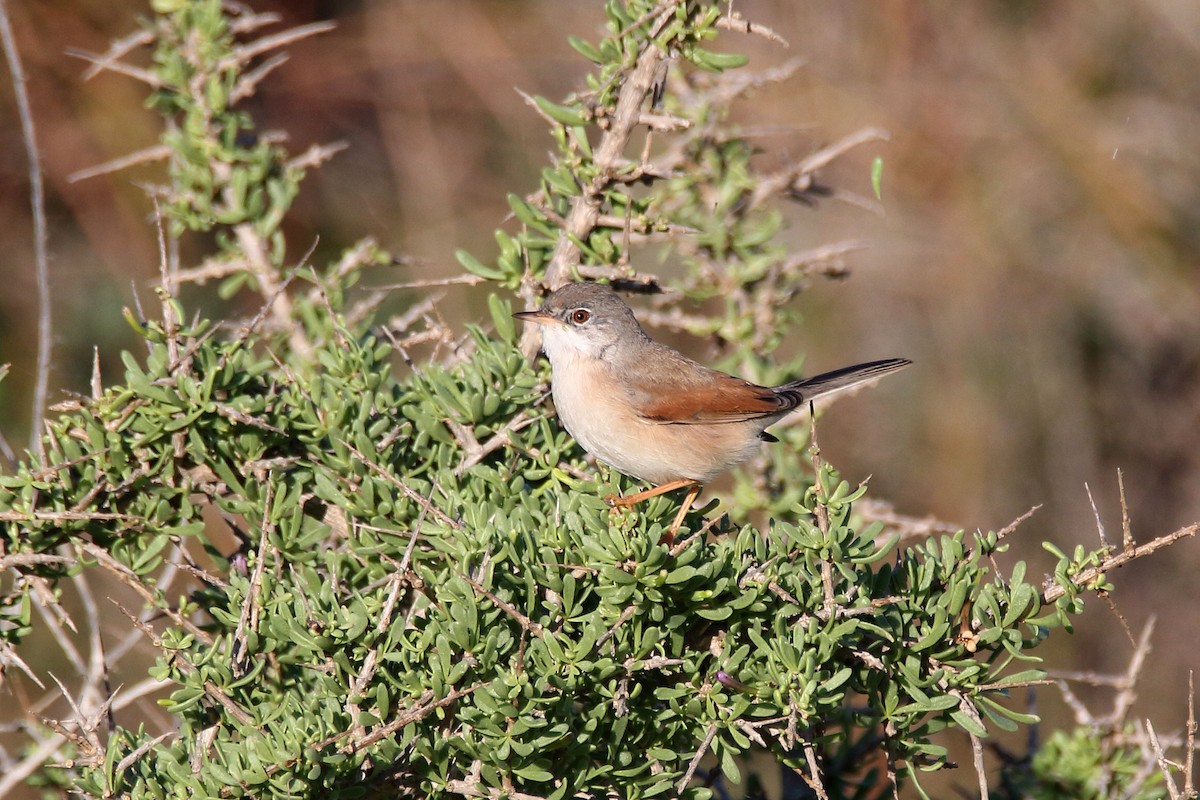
[633, 358, 910, 425]
[636, 373, 786, 424]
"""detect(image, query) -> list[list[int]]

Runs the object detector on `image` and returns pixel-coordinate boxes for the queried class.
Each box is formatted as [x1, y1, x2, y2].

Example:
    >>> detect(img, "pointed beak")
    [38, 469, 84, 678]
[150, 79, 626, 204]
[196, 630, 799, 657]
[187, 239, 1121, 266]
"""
[512, 308, 556, 325]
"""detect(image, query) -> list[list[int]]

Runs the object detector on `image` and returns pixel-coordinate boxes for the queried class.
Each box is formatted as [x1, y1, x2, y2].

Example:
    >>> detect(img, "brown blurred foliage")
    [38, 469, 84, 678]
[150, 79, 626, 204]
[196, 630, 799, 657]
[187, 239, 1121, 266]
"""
[1, 0, 1197, 787]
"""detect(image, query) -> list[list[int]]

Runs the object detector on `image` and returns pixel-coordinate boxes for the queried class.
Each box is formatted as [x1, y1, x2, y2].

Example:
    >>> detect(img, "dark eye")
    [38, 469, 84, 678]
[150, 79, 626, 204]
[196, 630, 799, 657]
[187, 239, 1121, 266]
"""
[570, 308, 591, 325]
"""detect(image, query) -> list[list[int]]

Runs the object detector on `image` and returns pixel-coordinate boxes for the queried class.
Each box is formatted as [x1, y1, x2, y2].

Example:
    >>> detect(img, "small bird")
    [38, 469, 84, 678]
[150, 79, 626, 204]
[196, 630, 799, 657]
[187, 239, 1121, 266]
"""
[515, 282, 909, 542]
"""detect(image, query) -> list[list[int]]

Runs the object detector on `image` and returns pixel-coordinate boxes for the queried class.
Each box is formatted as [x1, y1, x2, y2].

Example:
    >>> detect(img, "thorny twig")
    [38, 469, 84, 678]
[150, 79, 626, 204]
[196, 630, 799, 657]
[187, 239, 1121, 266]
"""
[1041, 523, 1199, 605]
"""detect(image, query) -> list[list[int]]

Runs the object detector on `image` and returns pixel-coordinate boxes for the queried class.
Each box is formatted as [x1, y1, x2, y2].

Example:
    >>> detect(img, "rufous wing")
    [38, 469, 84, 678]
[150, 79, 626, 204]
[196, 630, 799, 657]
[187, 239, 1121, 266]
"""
[632, 369, 789, 425]
[629, 357, 910, 425]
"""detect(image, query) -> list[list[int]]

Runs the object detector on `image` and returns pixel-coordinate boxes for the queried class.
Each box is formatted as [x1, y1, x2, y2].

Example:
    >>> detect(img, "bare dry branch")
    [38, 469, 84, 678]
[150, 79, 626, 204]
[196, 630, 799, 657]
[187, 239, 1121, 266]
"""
[74, 26, 155, 81]
[801, 743, 830, 800]
[748, 127, 890, 210]
[79, 542, 213, 646]
[234, 224, 314, 360]
[231, 480, 274, 676]
[677, 723, 718, 793]
[0, 1, 52, 460]
[1085, 482, 1110, 549]
[111, 601, 257, 728]
[342, 440, 461, 531]
[286, 140, 348, 171]
[231, 51, 288, 101]
[225, 20, 336, 66]
[64, 46, 162, 86]
[1187, 671, 1196, 796]
[1147, 720, 1184, 800]
[1119, 468, 1134, 549]
[451, 411, 542, 475]
[67, 143, 172, 183]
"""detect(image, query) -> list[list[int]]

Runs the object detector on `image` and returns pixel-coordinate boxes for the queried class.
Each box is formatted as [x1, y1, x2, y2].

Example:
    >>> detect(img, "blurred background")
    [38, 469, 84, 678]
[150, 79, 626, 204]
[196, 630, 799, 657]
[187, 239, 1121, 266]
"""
[1, 0, 1198, 794]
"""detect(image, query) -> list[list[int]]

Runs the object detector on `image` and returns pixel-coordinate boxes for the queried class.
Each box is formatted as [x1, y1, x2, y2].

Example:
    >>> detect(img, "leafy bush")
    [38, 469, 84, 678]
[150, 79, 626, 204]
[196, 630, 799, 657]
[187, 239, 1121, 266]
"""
[1, 2, 1194, 799]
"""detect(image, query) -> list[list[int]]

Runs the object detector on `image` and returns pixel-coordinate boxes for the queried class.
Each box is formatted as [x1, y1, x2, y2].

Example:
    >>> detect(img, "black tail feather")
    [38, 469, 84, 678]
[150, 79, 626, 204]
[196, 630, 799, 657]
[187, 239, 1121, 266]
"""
[774, 358, 911, 408]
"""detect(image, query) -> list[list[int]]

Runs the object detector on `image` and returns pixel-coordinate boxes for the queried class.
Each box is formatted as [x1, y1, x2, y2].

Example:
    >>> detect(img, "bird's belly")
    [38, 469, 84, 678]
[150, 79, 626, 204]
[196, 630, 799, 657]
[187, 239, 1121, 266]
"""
[552, 363, 762, 484]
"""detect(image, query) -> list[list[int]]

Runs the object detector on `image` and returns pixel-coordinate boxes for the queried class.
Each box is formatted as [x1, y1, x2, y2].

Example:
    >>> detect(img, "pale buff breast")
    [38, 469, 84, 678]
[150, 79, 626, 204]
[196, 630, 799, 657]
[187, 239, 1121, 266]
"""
[548, 345, 766, 484]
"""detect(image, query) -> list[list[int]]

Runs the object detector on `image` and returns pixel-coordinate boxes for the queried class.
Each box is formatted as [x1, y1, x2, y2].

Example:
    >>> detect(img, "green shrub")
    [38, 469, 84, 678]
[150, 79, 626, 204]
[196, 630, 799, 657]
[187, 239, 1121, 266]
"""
[1, 2, 1192, 799]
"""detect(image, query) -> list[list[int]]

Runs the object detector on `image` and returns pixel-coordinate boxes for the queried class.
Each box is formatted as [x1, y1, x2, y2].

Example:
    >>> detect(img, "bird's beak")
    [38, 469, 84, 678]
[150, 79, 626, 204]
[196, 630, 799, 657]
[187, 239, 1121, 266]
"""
[512, 309, 556, 325]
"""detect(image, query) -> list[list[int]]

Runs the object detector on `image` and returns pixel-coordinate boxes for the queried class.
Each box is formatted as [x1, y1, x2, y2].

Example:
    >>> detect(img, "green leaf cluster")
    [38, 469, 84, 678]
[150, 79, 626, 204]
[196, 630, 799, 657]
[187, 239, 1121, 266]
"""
[458, 0, 753, 291]
[994, 726, 1166, 800]
[0, 2, 1164, 799]
[147, 0, 300, 254]
[0, 314, 1080, 797]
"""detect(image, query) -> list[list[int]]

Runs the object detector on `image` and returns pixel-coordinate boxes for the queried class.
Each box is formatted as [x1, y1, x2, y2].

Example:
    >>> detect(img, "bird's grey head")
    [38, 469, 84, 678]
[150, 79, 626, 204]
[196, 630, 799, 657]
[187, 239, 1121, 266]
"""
[514, 282, 646, 364]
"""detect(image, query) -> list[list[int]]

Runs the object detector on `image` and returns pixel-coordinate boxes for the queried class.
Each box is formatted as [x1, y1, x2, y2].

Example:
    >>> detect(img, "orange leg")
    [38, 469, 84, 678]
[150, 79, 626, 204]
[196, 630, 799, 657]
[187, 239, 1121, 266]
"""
[606, 479, 703, 546]
[660, 482, 702, 546]
[606, 478, 698, 508]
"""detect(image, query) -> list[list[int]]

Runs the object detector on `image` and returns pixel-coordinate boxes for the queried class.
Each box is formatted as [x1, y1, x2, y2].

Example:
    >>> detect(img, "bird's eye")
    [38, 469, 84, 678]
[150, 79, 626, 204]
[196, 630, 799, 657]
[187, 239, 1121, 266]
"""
[570, 308, 591, 325]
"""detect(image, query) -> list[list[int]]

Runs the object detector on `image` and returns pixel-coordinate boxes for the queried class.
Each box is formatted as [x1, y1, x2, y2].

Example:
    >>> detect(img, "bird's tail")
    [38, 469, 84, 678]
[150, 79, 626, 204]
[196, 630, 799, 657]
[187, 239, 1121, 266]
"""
[776, 358, 911, 406]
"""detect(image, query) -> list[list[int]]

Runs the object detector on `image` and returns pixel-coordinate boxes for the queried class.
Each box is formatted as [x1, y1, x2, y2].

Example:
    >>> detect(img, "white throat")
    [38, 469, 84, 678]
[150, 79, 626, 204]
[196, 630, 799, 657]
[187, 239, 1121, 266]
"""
[540, 325, 611, 369]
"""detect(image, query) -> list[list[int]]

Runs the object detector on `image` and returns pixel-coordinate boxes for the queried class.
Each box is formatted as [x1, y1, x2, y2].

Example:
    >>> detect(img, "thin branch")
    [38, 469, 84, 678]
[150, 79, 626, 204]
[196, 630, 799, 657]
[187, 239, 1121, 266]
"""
[449, 411, 542, 476]
[1111, 620, 1155, 729]
[231, 480, 274, 676]
[520, 2, 677, 355]
[0, 552, 73, 569]
[29, 576, 84, 670]
[342, 442, 460, 532]
[1147, 721, 1183, 800]
[779, 239, 867, 279]
[1186, 670, 1195, 797]
[1041, 523, 1199, 605]
[457, 570, 543, 635]
[748, 126, 890, 210]
[378, 275, 488, 292]
[234, 223, 314, 360]
[801, 744, 830, 800]
[596, 604, 638, 649]
[854, 498, 962, 543]
[64, 46, 162, 86]
[715, 10, 789, 46]
[0, 0, 52, 461]
[231, 51, 288, 102]
[1085, 482, 1110, 549]
[225, 19, 336, 66]
[342, 683, 483, 754]
[1118, 468, 1133, 549]
[637, 111, 692, 131]
[0, 510, 130, 522]
[0, 732, 64, 797]
[809, 405, 835, 615]
[286, 140, 348, 171]
[225, 8, 284, 36]
[111, 601, 256, 728]
[113, 732, 174, 779]
[67, 143, 172, 183]
[996, 504, 1042, 542]
[677, 723, 718, 793]
[74, 26, 155, 81]
[0, 638, 44, 688]
[78, 542, 213, 646]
